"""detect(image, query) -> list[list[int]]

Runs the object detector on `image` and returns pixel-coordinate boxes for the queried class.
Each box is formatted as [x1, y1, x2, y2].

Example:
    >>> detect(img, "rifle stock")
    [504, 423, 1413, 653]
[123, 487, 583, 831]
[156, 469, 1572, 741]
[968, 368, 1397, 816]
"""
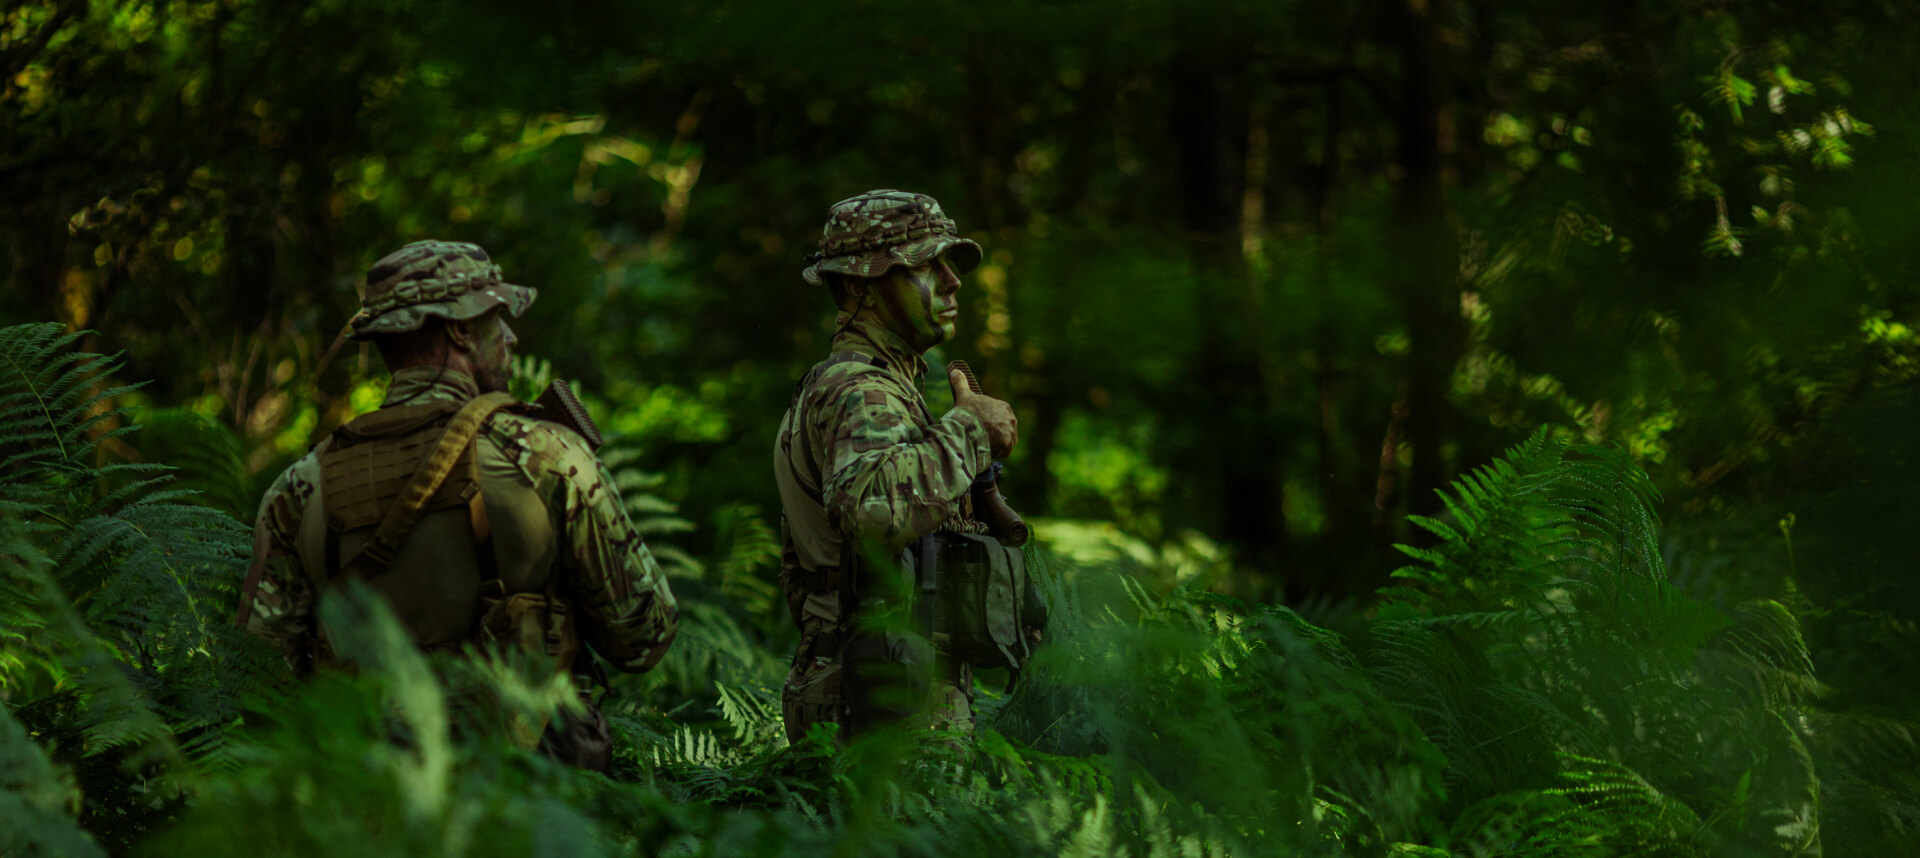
[535, 380, 604, 450]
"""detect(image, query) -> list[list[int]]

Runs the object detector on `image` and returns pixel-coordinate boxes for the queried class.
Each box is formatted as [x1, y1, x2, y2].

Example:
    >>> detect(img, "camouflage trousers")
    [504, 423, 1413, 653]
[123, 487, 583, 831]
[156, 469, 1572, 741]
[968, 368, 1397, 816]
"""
[781, 592, 973, 744]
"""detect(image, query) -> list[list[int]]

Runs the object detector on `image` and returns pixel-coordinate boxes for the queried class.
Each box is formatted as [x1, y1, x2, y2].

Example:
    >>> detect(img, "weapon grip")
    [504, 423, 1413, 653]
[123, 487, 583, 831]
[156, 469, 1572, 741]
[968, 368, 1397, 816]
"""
[946, 360, 984, 396]
[947, 362, 1030, 546]
[974, 479, 1031, 547]
[535, 380, 604, 450]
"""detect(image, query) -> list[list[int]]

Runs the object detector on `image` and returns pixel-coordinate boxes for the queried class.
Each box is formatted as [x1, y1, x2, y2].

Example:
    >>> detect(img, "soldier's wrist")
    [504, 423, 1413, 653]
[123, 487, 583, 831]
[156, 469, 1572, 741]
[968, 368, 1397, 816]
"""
[942, 405, 993, 466]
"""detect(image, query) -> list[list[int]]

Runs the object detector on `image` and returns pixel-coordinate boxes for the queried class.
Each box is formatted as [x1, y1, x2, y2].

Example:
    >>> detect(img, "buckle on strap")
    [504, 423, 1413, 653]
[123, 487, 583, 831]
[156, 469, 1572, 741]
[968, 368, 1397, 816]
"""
[808, 628, 843, 660]
[357, 539, 397, 570]
[546, 598, 570, 650]
[796, 563, 841, 594]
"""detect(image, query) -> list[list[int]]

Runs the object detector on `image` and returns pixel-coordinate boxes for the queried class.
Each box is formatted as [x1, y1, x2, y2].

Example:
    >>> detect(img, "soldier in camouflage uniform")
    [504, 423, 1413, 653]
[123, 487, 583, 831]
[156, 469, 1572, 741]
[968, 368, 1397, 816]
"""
[774, 190, 1020, 743]
[236, 240, 679, 769]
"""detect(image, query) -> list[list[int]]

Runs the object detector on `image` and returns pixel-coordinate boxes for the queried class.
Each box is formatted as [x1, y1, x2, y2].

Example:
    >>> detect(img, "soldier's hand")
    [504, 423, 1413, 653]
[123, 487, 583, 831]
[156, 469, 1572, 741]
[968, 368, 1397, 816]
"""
[948, 367, 1018, 458]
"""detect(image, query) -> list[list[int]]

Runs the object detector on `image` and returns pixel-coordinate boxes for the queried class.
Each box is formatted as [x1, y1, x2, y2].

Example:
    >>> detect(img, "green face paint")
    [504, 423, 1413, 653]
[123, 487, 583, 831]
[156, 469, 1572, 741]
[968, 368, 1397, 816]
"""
[865, 254, 962, 353]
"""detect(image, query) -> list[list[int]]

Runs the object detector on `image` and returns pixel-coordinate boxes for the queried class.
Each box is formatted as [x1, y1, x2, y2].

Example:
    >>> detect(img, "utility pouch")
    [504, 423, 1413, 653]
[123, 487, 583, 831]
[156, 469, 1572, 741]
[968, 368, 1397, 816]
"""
[538, 692, 612, 773]
[475, 579, 580, 749]
[934, 533, 1030, 672]
[842, 532, 1031, 673]
[842, 539, 914, 613]
[839, 626, 932, 735]
[476, 592, 579, 670]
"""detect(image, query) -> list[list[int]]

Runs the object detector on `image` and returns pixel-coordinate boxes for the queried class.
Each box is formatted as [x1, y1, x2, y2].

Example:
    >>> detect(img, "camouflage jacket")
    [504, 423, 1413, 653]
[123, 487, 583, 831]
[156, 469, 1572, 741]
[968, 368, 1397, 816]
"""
[774, 314, 993, 580]
[238, 366, 679, 672]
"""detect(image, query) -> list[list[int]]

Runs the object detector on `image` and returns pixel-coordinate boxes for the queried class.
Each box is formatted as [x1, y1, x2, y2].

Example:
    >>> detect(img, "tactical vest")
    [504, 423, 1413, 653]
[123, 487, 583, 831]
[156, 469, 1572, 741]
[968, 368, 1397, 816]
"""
[303, 394, 580, 693]
[779, 352, 1039, 675]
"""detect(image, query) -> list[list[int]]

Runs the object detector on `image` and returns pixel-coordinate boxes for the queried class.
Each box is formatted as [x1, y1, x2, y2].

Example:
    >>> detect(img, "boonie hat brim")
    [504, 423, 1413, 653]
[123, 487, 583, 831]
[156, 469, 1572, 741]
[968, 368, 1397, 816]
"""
[347, 280, 537, 341]
[802, 234, 983, 286]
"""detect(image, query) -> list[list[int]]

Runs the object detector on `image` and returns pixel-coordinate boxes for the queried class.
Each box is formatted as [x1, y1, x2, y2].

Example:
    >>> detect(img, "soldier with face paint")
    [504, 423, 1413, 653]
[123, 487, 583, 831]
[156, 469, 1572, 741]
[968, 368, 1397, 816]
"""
[237, 240, 679, 770]
[774, 190, 1021, 743]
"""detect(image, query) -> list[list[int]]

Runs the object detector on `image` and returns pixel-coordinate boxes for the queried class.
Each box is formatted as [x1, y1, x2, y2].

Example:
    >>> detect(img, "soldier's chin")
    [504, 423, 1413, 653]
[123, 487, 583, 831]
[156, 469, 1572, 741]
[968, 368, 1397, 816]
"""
[476, 365, 512, 394]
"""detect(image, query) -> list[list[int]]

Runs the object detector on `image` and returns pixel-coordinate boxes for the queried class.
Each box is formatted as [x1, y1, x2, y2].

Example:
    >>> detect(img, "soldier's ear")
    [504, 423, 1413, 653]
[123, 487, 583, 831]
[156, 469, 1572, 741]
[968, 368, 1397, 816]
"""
[444, 317, 475, 353]
[839, 276, 868, 306]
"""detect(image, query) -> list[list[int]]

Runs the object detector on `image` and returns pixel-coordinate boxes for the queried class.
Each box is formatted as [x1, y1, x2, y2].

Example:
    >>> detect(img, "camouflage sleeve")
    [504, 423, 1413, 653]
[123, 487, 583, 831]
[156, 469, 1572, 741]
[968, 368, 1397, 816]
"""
[236, 454, 320, 671]
[815, 373, 993, 551]
[500, 418, 679, 673]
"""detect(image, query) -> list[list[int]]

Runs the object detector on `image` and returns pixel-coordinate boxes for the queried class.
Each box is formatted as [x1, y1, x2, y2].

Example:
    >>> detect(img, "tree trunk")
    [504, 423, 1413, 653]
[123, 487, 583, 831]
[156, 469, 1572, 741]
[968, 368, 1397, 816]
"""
[1393, 0, 1461, 525]
[1170, 58, 1287, 594]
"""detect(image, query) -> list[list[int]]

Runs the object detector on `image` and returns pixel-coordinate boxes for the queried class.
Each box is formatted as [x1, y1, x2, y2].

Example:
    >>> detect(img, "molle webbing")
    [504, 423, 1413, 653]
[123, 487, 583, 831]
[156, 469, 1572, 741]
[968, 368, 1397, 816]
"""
[327, 392, 517, 578]
[322, 401, 469, 535]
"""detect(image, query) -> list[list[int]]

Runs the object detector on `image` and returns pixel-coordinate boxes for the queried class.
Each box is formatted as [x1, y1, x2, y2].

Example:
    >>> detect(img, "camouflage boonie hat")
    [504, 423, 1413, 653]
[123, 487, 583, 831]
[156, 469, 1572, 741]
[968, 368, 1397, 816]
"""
[347, 240, 536, 340]
[800, 189, 983, 286]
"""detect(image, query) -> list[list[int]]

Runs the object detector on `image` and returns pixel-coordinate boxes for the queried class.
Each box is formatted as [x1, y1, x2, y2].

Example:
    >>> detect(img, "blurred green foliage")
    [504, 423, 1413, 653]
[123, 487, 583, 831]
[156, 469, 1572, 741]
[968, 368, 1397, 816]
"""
[5, 330, 1916, 855]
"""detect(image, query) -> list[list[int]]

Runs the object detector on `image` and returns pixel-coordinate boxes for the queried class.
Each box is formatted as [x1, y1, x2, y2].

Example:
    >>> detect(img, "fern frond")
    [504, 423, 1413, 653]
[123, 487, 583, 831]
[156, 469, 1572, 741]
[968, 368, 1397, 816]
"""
[711, 503, 782, 620]
[131, 408, 258, 519]
[0, 705, 108, 858]
[1549, 753, 1711, 852]
[713, 680, 784, 748]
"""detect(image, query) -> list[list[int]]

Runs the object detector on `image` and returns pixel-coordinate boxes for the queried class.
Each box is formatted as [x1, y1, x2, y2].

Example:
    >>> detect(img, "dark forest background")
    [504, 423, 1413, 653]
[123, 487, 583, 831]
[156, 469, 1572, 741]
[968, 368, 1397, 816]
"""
[5, 0, 1920, 855]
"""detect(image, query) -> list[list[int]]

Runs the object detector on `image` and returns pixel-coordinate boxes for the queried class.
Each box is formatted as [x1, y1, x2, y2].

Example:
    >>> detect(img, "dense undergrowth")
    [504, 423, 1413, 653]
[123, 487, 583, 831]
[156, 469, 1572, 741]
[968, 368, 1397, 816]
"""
[4, 320, 1917, 857]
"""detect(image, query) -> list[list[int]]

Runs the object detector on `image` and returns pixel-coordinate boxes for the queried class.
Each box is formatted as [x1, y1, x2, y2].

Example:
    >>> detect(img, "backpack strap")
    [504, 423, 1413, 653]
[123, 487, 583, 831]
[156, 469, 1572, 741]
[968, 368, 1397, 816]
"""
[468, 482, 498, 583]
[338, 391, 517, 580]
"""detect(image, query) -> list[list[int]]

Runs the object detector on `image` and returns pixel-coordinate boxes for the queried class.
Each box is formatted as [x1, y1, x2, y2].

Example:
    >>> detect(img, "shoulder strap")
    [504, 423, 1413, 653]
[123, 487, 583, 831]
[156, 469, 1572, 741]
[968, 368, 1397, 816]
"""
[338, 391, 518, 580]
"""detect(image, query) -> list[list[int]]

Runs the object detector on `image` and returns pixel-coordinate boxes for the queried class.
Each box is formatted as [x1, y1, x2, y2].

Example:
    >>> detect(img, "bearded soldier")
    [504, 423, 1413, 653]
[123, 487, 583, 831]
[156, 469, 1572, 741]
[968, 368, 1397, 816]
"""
[237, 240, 678, 769]
[775, 190, 1031, 743]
